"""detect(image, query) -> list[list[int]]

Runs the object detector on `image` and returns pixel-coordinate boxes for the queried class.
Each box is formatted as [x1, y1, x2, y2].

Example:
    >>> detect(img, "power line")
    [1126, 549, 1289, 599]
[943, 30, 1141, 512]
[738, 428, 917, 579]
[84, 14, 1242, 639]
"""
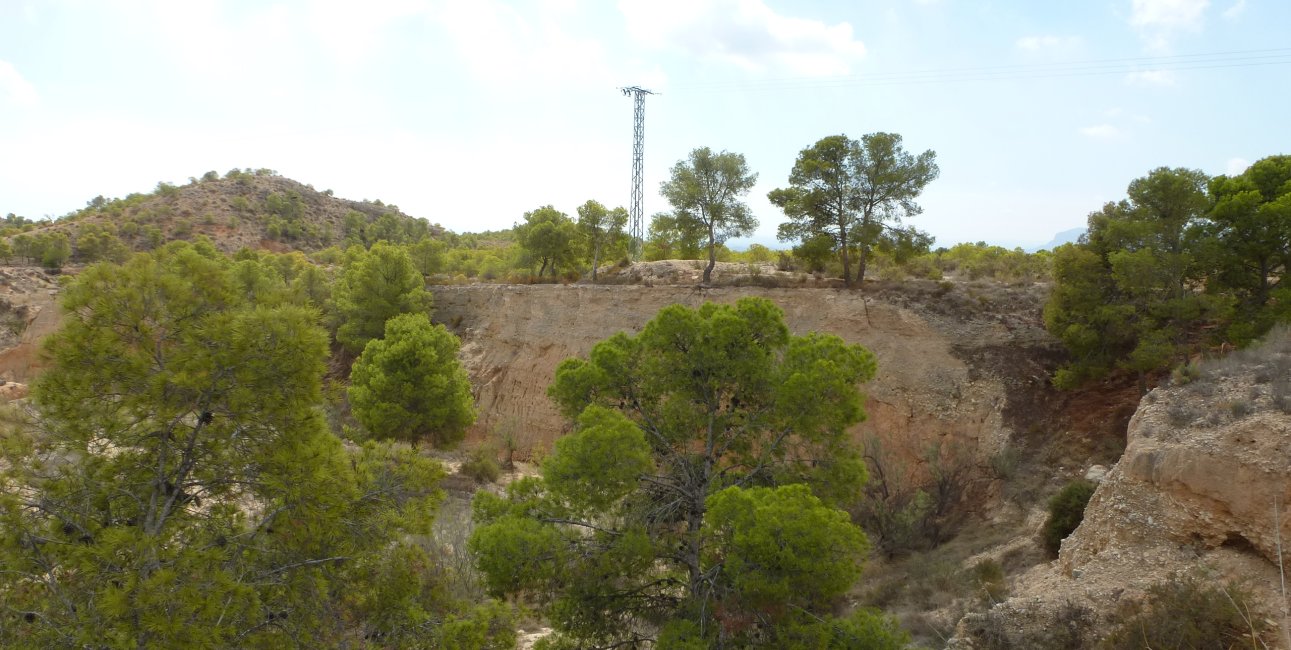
[669, 47, 1291, 94]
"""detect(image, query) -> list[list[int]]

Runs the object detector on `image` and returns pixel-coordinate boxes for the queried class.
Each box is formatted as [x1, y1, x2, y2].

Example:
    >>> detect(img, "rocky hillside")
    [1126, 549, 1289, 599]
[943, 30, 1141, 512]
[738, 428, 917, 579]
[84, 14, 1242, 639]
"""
[953, 329, 1291, 648]
[8, 170, 435, 257]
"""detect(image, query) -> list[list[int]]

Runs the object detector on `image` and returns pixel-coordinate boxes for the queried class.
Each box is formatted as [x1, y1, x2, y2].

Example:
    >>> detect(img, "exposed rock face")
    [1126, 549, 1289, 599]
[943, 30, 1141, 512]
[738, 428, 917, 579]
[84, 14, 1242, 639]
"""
[431, 281, 1060, 473]
[1067, 396, 1291, 573]
[953, 335, 1291, 648]
[0, 272, 1065, 467]
[0, 266, 64, 383]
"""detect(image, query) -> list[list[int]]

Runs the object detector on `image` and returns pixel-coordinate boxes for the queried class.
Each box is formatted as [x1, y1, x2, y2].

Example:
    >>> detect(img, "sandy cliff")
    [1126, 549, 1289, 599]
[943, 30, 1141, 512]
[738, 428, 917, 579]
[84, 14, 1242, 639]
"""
[431, 281, 1061, 473]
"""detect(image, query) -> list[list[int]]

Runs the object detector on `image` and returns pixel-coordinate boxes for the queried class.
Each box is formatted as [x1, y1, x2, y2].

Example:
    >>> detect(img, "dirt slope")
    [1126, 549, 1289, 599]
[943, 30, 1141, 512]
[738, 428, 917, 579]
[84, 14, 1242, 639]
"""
[432, 281, 1064, 474]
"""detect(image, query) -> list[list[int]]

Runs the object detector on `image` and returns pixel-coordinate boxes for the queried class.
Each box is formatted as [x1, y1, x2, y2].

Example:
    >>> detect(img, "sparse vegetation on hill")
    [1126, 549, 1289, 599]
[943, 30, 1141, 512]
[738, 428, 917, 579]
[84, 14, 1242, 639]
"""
[2, 169, 441, 266]
[1101, 576, 1270, 650]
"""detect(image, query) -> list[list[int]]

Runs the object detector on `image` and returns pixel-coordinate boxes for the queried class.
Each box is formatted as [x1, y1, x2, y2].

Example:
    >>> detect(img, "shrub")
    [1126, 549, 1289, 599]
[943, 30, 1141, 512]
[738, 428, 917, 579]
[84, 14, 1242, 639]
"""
[971, 600, 1094, 650]
[36, 232, 72, 269]
[460, 449, 501, 484]
[1042, 480, 1095, 555]
[971, 558, 1008, 604]
[854, 438, 976, 556]
[989, 445, 1021, 481]
[1166, 403, 1197, 426]
[1273, 381, 1291, 414]
[1102, 576, 1268, 649]
[1170, 361, 1201, 386]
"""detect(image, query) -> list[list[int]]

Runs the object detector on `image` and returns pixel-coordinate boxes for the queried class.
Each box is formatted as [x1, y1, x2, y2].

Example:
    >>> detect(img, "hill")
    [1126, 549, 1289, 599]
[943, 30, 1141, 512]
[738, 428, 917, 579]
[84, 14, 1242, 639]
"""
[1027, 226, 1085, 252]
[3, 169, 439, 261]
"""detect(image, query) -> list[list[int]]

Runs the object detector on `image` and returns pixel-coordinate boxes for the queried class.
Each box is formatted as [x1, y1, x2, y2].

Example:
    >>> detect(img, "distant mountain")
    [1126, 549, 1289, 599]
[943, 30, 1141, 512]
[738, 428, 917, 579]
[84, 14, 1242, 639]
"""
[1029, 227, 1085, 253]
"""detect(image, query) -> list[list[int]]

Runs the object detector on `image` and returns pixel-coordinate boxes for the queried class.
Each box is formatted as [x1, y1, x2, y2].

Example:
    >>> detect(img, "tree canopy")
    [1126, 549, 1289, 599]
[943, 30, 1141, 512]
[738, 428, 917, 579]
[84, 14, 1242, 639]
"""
[645, 211, 707, 261]
[470, 297, 900, 648]
[349, 312, 477, 446]
[329, 241, 433, 353]
[1044, 157, 1291, 388]
[576, 199, 628, 282]
[1204, 155, 1291, 341]
[1046, 167, 1219, 388]
[0, 242, 510, 648]
[660, 147, 758, 284]
[516, 205, 579, 279]
[772, 133, 938, 285]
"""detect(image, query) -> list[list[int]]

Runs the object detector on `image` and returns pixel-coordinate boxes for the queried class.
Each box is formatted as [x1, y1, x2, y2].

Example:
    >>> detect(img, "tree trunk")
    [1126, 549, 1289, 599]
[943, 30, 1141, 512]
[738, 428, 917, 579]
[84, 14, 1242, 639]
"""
[855, 213, 873, 286]
[684, 502, 704, 605]
[704, 226, 716, 285]
[839, 223, 852, 288]
[591, 243, 600, 283]
[538, 259, 548, 278]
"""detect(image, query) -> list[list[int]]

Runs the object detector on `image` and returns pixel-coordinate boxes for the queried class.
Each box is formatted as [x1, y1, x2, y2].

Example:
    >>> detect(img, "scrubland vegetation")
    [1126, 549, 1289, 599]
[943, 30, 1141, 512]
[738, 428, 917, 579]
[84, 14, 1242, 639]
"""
[0, 144, 1287, 648]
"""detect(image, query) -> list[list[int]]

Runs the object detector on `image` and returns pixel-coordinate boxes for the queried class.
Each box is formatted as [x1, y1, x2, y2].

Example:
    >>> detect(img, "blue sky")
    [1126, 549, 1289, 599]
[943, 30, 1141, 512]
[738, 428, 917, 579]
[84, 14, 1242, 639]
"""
[1, 0, 1286, 249]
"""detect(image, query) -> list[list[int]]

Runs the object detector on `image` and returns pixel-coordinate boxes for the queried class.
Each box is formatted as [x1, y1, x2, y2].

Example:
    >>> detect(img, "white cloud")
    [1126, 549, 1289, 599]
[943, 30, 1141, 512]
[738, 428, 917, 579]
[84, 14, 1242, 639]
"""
[0, 60, 39, 108]
[146, 2, 302, 88]
[1129, 0, 1210, 50]
[1079, 124, 1120, 138]
[1016, 35, 1081, 52]
[1222, 0, 1246, 19]
[428, 1, 619, 88]
[619, 0, 867, 77]
[1125, 69, 1177, 86]
[1130, 0, 1210, 29]
[1226, 157, 1250, 175]
[306, 0, 429, 67]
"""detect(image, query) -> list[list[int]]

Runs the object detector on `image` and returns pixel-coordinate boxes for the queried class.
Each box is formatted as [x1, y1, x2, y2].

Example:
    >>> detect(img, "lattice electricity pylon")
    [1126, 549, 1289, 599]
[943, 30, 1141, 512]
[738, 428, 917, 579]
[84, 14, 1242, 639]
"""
[620, 86, 654, 259]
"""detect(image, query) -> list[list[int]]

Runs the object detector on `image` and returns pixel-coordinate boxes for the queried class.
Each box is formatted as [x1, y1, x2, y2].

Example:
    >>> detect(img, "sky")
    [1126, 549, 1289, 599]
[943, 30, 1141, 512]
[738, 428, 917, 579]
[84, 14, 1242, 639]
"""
[1, 0, 1287, 250]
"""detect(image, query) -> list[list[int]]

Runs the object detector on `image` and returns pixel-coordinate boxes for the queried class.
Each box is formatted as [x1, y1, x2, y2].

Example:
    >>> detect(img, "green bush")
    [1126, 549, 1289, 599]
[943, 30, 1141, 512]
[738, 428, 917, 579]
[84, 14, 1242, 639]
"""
[1101, 576, 1268, 649]
[460, 448, 501, 484]
[1170, 361, 1201, 386]
[1042, 480, 1096, 555]
[39, 232, 71, 269]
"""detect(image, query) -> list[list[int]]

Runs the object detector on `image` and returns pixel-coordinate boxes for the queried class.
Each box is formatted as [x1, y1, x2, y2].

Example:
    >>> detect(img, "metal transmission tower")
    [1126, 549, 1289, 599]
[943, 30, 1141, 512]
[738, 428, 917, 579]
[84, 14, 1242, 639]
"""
[620, 86, 654, 259]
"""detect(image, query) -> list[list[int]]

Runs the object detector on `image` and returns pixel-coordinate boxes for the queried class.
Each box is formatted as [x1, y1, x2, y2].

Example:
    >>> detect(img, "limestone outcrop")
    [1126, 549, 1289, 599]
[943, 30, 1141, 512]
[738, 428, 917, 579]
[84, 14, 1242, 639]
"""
[952, 333, 1291, 648]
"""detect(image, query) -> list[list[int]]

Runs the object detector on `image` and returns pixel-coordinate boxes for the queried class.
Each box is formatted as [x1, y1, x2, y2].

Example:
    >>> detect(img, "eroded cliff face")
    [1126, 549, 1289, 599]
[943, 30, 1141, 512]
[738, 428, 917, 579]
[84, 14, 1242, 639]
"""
[954, 336, 1291, 648]
[431, 281, 1060, 473]
[0, 267, 63, 383]
[0, 271, 1063, 466]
